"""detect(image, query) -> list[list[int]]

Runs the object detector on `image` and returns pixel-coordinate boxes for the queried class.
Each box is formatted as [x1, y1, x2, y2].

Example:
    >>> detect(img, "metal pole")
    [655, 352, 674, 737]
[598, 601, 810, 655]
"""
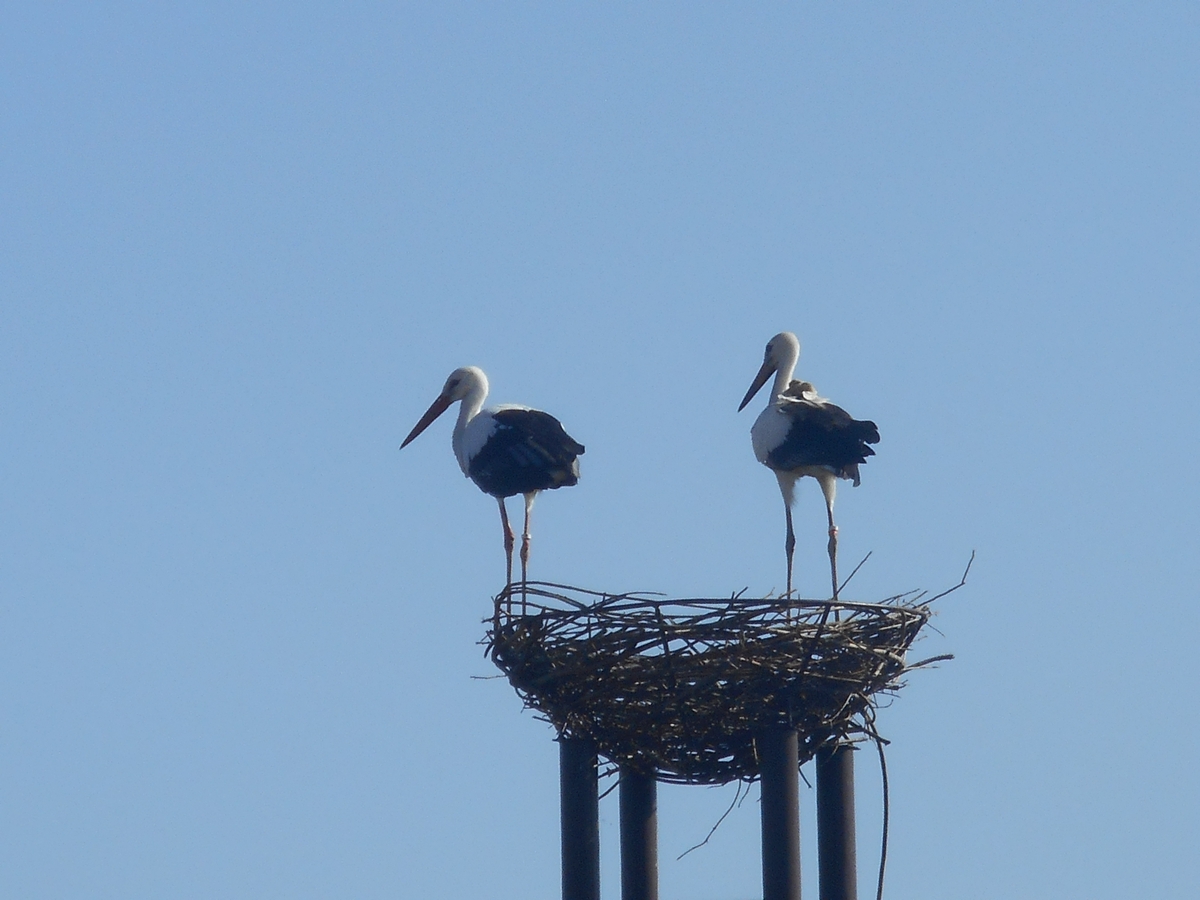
[560, 737, 600, 900]
[758, 728, 801, 900]
[816, 744, 857, 900]
[619, 767, 658, 900]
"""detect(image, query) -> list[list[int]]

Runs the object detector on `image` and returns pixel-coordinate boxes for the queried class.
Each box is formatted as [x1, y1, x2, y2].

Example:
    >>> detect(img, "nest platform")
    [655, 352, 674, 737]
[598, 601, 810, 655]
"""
[486, 582, 944, 785]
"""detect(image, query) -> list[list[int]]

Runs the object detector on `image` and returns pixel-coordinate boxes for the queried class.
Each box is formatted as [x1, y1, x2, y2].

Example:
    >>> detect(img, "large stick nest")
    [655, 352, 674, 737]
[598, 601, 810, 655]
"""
[486, 582, 946, 785]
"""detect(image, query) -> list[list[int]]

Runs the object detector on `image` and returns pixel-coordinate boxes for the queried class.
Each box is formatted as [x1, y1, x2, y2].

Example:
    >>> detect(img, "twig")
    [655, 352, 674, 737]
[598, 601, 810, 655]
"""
[837, 550, 873, 594]
[925, 550, 975, 605]
[677, 781, 744, 860]
[905, 653, 955, 670]
[873, 731, 890, 900]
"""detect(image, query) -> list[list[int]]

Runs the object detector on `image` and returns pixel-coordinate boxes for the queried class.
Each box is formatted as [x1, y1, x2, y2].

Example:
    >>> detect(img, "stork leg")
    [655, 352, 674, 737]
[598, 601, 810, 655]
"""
[498, 498, 515, 609]
[817, 474, 840, 612]
[520, 492, 536, 614]
[784, 502, 796, 600]
[776, 473, 798, 613]
[826, 508, 839, 605]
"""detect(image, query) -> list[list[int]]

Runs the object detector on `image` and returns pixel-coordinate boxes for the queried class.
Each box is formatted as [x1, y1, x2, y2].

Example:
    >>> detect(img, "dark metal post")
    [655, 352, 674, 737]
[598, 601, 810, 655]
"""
[759, 728, 801, 900]
[816, 744, 857, 900]
[619, 768, 658, 900]
[560, 737, 600, 900]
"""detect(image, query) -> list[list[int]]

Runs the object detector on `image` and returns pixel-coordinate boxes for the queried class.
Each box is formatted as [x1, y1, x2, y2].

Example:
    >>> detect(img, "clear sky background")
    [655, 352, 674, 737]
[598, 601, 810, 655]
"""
[3, 4, 1198, 899]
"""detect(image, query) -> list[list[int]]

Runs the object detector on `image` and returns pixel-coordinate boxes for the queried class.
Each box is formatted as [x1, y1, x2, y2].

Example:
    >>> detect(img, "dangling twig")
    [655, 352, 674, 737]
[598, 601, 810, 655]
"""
[676, 781, 745, 860]
[873, 730, 890, 900]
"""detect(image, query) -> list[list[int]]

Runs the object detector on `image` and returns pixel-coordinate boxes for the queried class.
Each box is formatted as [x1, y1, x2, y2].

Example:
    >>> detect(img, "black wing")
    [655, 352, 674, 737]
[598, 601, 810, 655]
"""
[767, 399, 879, 483]
[467, 408, 585, 498]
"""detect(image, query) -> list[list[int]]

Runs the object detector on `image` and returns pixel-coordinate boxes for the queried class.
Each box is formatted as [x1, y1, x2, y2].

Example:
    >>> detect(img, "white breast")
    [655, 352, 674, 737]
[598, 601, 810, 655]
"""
[750, 403, 792, 465]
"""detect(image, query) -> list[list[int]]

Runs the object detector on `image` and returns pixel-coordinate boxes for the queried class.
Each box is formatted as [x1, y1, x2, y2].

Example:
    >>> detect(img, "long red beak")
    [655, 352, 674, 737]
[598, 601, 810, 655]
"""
[400, 393, 453, 448]
[738, 359, 775, 411]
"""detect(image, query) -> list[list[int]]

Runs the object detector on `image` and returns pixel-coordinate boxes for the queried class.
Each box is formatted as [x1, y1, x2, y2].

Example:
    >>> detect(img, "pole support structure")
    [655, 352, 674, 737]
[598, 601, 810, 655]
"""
[619, 767, 658, 900]
[560, 737, 600, 900]
[816, 743, 857, 900]
[758, 727, 802, 900]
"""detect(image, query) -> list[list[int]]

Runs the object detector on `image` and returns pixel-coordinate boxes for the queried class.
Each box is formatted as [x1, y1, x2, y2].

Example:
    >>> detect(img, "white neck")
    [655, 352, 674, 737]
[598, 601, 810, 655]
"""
[771, 341, 799, 398]
[450, 372, 489, 474]
[456, 378, 488, 431]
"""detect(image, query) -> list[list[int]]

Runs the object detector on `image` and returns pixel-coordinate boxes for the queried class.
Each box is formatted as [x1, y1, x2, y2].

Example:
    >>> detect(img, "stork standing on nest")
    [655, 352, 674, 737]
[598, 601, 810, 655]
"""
[738, 332, 879, 600]
[401, 366, 585, 594]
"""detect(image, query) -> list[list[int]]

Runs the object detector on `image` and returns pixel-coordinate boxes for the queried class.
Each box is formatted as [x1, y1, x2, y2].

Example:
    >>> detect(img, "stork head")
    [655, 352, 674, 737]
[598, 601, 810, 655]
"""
[439, 366, 488, 402]
[738, 332, 800, 411]
[401, 366, 489, 448]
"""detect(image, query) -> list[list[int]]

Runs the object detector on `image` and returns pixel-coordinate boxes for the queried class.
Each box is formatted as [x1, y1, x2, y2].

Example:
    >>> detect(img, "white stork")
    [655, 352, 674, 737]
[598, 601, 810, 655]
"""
[400, 366, 585, 593]
[738, 332, 879, 600]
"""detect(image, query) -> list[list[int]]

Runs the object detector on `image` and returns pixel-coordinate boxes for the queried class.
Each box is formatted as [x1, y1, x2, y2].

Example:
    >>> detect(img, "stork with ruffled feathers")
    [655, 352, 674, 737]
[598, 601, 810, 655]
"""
[401, 366, 584, 595]
[738, 332, 879, 600]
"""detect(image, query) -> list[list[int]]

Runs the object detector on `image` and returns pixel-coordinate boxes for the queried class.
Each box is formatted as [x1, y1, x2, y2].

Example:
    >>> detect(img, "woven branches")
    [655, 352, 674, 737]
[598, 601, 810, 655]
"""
[486, 582, 943, 785]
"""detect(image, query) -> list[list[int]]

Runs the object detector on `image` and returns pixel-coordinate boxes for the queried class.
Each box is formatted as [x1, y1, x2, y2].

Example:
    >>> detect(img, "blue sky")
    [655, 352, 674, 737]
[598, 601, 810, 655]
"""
[3, 4, 1198, 898]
